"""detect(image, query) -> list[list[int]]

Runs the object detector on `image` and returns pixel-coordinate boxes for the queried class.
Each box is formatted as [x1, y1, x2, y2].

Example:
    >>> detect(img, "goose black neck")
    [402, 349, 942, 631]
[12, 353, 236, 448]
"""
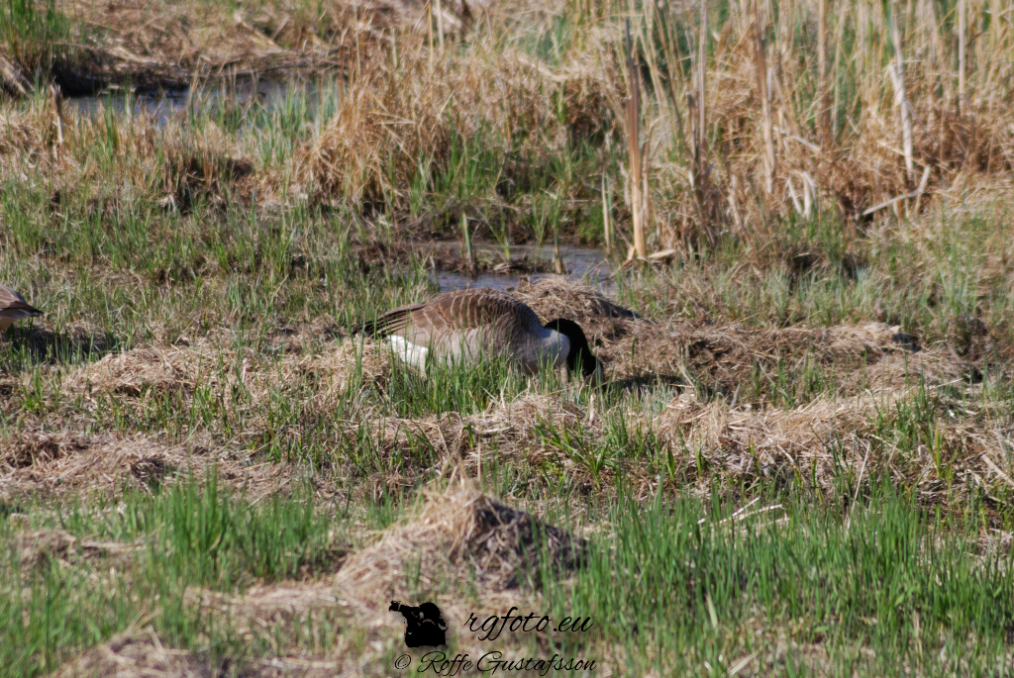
[545, 318, 598, 378]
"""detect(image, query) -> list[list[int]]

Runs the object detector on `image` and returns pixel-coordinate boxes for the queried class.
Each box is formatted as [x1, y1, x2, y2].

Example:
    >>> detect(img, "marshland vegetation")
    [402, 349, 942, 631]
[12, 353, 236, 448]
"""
[2, 0, 1014, 674]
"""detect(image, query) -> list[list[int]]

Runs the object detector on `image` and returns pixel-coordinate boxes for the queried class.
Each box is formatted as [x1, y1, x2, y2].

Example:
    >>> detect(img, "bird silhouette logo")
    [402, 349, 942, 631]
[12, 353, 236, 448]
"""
[389, 600, 448, 648]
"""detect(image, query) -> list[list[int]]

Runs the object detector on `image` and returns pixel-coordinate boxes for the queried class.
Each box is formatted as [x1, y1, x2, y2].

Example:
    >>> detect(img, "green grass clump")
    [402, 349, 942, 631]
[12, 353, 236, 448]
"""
[0, 473, 350, 677]
[0, 0, 70, 76]
[548, 485, 1014, 676]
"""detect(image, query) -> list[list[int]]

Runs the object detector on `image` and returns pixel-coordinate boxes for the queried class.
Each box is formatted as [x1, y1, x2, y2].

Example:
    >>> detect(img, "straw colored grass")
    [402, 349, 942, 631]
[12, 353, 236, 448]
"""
[51, 634, 214, 678]
[0, 431, 304, 502]
[3, 0, 1011, 249]
[305, 40, 610, 211]
[3, 2, 1014, 674]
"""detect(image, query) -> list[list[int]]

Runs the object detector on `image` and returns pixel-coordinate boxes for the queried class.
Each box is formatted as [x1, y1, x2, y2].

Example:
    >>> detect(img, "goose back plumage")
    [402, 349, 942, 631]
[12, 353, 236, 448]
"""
[359, 288, 569, 373]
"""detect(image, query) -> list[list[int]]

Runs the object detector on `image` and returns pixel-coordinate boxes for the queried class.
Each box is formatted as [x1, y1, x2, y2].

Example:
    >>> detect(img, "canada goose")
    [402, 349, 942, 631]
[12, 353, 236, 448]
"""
[356, 288, 603, 380]
[0, 284, 42, 332]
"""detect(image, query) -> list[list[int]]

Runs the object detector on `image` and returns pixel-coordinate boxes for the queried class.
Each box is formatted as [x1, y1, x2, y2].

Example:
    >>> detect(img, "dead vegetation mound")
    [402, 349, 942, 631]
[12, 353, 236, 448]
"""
[51, 630, 219, 678]
[59, 333, 392, 418]
[299, 337, 391, 402]
[340, 487, 584, 594]
[510, 277, 646, 360]
[506, 279, 964, 399]
[0, 432, 303, 502]
[655, 379, 996, 500]
[662, 321, 964, 398]
[7, 529, 139, 572]
[1, 431, 84, 470]
[60, 341, 286, 411]
[658, 392, 880, 481]
[63, 347, 197, 398]
[515, 276, 638, 321]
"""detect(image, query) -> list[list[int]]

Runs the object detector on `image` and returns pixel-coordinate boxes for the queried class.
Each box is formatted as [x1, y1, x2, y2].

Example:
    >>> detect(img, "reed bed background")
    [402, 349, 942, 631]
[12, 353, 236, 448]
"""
[2, 0, 1011, 247]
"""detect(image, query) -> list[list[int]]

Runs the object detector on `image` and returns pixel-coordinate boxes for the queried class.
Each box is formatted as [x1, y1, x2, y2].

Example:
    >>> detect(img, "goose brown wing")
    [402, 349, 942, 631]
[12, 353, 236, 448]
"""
[0, 284, 42, 320]
[354, 302, 426, 338]
[361, 289, 542, 352]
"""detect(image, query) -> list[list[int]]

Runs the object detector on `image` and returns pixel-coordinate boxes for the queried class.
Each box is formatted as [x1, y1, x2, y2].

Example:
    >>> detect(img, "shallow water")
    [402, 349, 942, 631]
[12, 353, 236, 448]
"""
[433, 243, 613, 293]
[65, 80, 304, 125]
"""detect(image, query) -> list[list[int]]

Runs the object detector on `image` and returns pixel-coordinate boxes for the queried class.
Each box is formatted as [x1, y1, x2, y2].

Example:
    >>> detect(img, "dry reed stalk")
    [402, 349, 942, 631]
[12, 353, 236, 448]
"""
[50, 86, 64, 147]
[696, 0, 707, 159]
[753, 0, 775, 194]
[831, 1, 846, 139]
[461, 214, 475, 275]
[688, 0, 717, 245]
[427, 0, 434, 67]
[958, 0, 966, 115]
[553, 234, 566, 274]
[601, 173, 612, 255]
[435, 0, 445, 49]
[624, 19, 647, 259]
[890, 0, 915, 185]
[817, 0, 830, 146]
[728, 174, 742, 229]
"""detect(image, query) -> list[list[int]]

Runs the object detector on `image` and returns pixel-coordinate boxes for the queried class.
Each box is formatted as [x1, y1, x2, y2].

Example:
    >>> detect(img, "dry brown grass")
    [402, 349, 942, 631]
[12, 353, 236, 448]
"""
[6, 528, 140, 573]
[621, 0, 1014, 247]
[0, 430, 306, 502]
[4, 0, 1011, 251]
[298, 336, 391, 399]
[4, 0, 410, 94]
[51, 628, 230, 678]
[340, 486, 584, 594]
[304, 37, 610, 211]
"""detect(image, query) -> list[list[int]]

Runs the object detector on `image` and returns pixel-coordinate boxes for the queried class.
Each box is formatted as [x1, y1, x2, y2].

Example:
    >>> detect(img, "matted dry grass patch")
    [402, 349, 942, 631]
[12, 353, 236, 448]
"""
[655, 376, 998, 500]
[51, 628, 228, 678]
[57, 329, 388, 414]
[339, 486, 585, 594]
[62, 347, 201, 399]
[0, 431, 307, 503]
[62, 339, 297, 408]
[6, 528, 140, 573]
[509, 278, 964, 394]
[297, 336, 392, 403]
